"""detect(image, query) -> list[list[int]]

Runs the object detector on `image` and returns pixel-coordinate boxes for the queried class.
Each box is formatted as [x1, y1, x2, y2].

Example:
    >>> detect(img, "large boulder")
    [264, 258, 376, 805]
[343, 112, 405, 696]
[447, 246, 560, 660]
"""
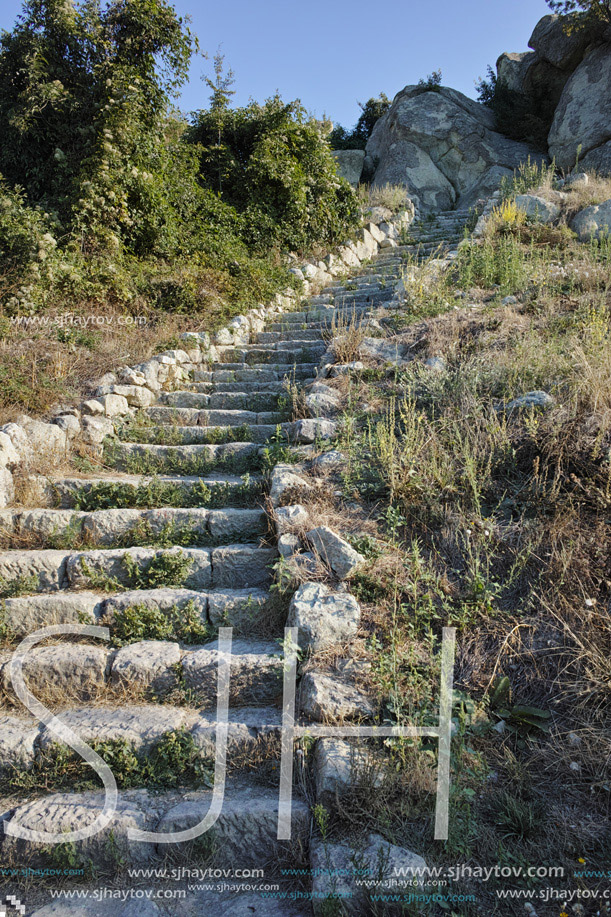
[548, 44, 611, 172]
[571, 199, 611, 241]
[332, 150, 365, 186]
[365, 85, 542, 211]
[528, 13, 605, 71]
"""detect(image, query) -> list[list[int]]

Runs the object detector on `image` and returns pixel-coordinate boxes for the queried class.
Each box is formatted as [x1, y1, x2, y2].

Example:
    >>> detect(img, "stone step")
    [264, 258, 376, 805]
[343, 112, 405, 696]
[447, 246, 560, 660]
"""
[0, 705, 283, 775]
[0, 506, 267, 548]
[0, 779, 309, 872]
[218, 345, 326, 366]
[144, 406, 284, 429]
[1, 586, 272, 635]
[209, 361, 318, 375]
[257, 329, 324, 343]
[141, 418, 291, 445]
[159, 390, 286, 413]
[107, 441, 261, 475]
[187, 380, 312, 394]
[203, 362, 319, 381]
[28, 473, 263, 509]
[1, 636, 283, 706]
[0, 543, 276, 593]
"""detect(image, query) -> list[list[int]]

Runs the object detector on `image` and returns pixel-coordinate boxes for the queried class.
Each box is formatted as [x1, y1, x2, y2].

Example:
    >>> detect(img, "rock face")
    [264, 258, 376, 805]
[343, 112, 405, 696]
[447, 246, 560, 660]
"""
[548, 44, 611, 171]
[497, 13, 611, 174]
[332, 150, 365, 186]
[287, 582, 361, 652]
[365, 85, 541, 211]
[310, 833, 427, 916]
[571, 199, 611, 240]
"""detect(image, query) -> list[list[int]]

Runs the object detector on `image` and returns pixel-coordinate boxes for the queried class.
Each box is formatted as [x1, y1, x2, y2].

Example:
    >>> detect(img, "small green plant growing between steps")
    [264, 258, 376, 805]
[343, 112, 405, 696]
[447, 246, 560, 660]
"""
[108, 599, 210, 646]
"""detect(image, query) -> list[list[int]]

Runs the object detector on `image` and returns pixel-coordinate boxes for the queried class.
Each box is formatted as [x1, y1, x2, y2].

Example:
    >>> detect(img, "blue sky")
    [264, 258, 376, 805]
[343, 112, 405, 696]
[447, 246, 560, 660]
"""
[0, 0, 552, 128]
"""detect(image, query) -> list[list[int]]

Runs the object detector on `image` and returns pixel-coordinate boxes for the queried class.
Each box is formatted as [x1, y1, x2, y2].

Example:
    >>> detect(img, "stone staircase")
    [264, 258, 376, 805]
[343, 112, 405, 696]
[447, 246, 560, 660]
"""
[0, 209, 467, 915]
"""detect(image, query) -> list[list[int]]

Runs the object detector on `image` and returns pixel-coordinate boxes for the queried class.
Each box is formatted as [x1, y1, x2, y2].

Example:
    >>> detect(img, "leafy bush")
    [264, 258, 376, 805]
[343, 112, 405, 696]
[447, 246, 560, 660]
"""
[188, 94, 359, 252]
[328, 95, 391, 151]
[109, 599, 209, 645]
[417, 70, 443, 92]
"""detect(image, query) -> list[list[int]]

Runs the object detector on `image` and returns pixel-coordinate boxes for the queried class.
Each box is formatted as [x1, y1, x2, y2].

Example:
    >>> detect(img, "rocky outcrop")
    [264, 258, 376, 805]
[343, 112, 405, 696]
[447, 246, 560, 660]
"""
[548, 44, 611, 171]
[365, 85, 542, 211]
[497, 13, 611, 173]
[332, 149, 365, 186]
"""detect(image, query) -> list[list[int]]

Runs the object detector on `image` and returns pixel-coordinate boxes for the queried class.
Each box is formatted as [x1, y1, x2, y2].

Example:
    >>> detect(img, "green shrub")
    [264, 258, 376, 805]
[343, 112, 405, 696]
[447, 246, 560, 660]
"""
[328, 94, 391, 151]
[109, 599, 210, 646]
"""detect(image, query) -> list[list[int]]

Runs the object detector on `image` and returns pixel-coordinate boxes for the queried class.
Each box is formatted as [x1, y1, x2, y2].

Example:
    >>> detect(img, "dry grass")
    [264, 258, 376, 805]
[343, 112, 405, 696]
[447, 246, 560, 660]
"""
[358, 183, 410, 214]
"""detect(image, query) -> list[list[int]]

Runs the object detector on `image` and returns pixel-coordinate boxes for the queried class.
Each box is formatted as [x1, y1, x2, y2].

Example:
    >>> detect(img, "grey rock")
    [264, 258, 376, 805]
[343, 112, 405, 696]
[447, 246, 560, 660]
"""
[306, 526, 365, 579]
[0, 548, 69, 592]
[156, 780, 309, 866]
[278, 533, 300, 557]
[207, 589, 270, 629]
[292, 418, 337, 444]
[181, 639, 283, 706]
[564, 171, 589, 189]
[2, 591, 103, 635]
[191, 706, 281, 757]
[110, 640, 181, 693]
[287, 582, 361, 652]
[275, 504, 309, 534]
[358, 336, 412, 365]
[0, 714, 40, 773]
[330, 361, 364, 376]
[315, 738, 384, 807]
[424, 356, 446, 372]
[104, 587, 208, 621]
[311, 833, 427, 915]
[2, 790, 158, 868]
[529, 12, 603, 70]
[504, 391, 555, 412]
[332, 149, 366, 186]
[269, 463, 311, 506]
[81, 415, 114, 446]
[549, 44, 611, 171]
[515, 193, 562, 223]
[0, 430, 20, 469]
[366, 85, 542, 211]
[210, 545, 276, 589]
[571, 199, 611, 241]
[2, 644, 109, 700]
[0, 466, 14, 508]
[39, 705, 189, 753]
[300, 672, 374, 721]
[52, 414, 81, 438]
[312, 450, 346, 468]
[580, 140, 611, 175]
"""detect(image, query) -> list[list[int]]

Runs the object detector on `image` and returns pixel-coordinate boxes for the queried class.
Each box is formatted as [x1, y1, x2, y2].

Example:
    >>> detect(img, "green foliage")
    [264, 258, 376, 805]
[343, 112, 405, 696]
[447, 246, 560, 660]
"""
[0, 0, 195, 248]
[188, 94, 359, 251]
[110, 599, 209, 646]
[475, 65, 497, 108]
[73, 475, 259, 510]
[417, 69, 443, 92]
[547, 0, 611, 22]
[121, 549, 193, 589]
[0, 572, 38, 598]
[328, 94, 390, 151]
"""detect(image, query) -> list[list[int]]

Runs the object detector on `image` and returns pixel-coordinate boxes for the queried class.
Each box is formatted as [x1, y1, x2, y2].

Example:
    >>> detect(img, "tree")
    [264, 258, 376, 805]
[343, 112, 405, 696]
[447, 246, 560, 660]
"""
[188, 94, 359, 251]
[0, 0, 196, 249]
[201, 50, 235, 192]
[546, 0, 611, 23]
[328, 94, 390, 150]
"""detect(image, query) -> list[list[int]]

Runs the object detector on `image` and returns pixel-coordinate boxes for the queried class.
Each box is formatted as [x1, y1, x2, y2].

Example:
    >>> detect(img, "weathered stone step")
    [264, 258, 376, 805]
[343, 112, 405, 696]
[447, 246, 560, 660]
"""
[0, 543, 276, 593]
[209, 361, 318, 376]
[204, 362, 319, 380]
[218, 345, 326, 365]
[27, 472, 262, 508]
[159, 390, 286, 413]
[1, 586, 272, 635]
[0, 705, 283, 774]
[0, 506, 266, 548]
[187, 379, 312, 394]
[1, 638, 283, 706]
[257, 329, 324, 343]
[144, 406, 283, 429]
[0, 780, 308, 872]
[107, 441, 261, 474]
[139, 418, 291, 446]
